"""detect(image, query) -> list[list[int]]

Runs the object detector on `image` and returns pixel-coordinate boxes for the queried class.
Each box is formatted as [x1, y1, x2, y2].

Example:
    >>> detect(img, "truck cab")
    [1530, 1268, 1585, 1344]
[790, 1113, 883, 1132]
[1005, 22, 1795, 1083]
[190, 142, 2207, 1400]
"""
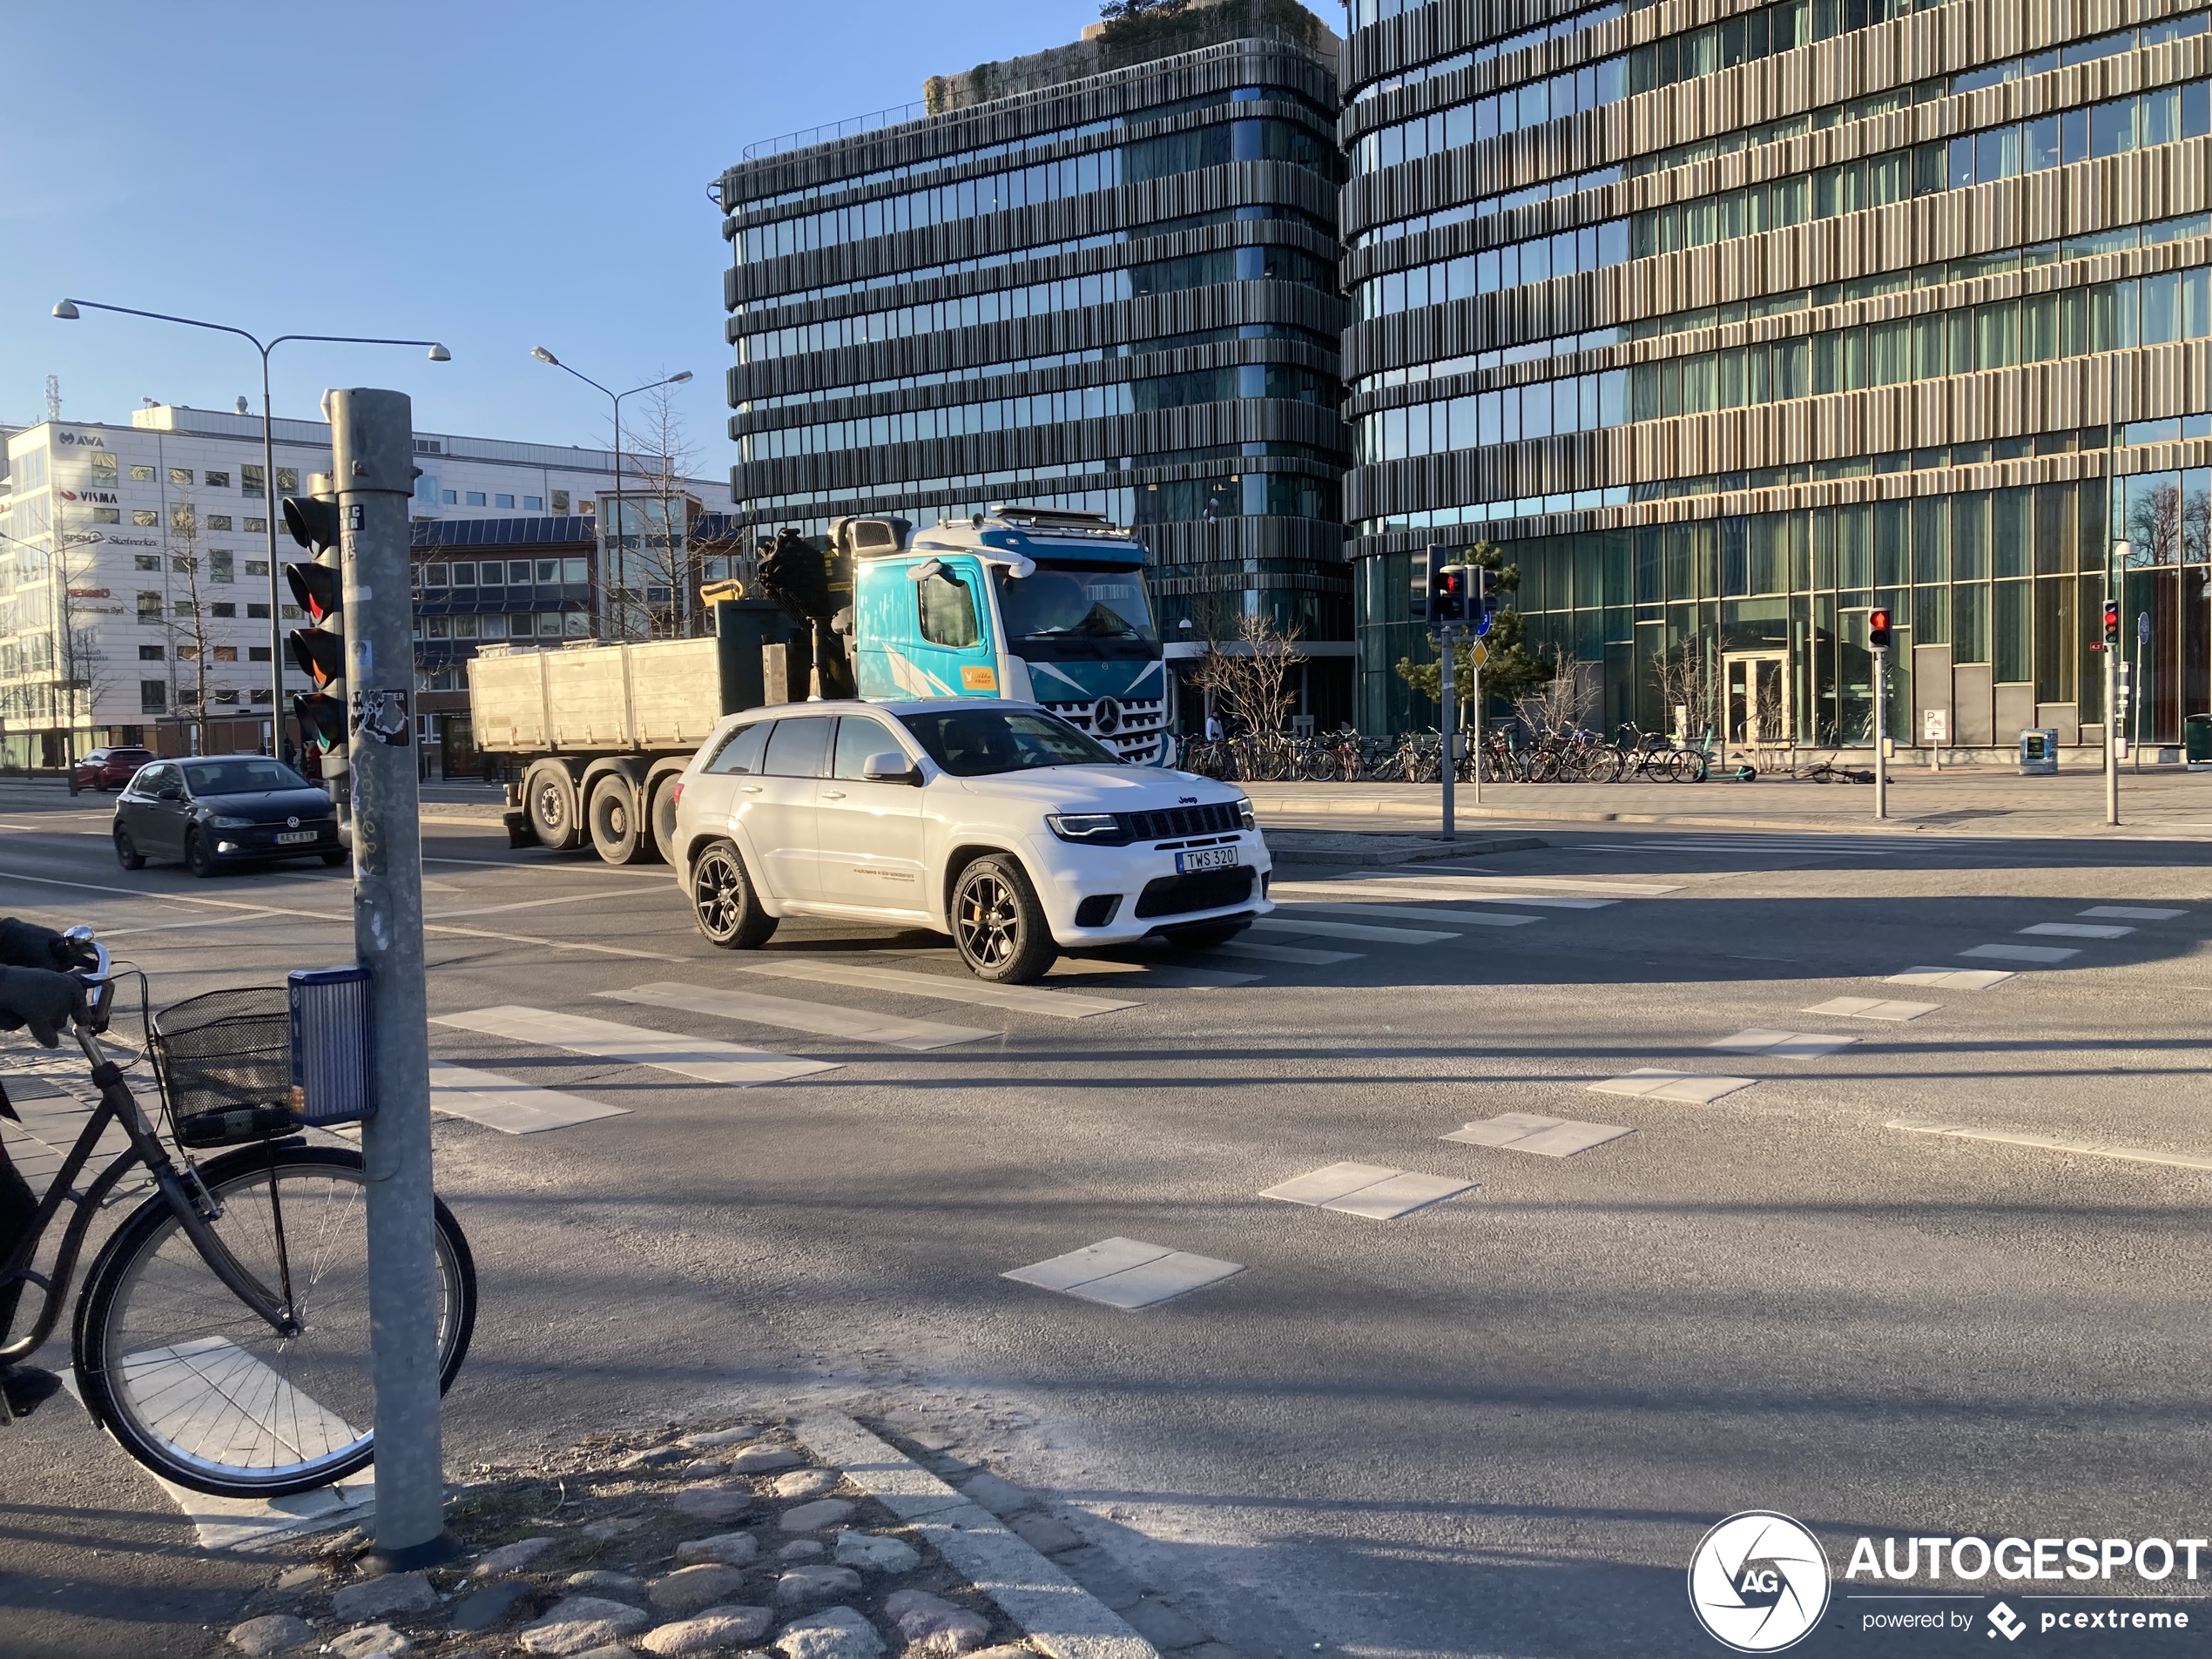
[839, 506, 1171, 765]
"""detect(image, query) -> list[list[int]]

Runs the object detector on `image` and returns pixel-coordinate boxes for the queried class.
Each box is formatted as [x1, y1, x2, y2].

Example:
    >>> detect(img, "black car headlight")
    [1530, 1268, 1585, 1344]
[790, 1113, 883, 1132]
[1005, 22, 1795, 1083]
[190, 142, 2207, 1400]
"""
[1046, 813, 1130, 846]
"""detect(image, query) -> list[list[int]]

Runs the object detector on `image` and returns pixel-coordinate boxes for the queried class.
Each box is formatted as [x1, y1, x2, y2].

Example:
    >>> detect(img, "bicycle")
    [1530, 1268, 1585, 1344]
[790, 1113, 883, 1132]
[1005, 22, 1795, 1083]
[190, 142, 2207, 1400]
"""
[1799, 759, 1875, 784]
[0, 927, 476, 1496]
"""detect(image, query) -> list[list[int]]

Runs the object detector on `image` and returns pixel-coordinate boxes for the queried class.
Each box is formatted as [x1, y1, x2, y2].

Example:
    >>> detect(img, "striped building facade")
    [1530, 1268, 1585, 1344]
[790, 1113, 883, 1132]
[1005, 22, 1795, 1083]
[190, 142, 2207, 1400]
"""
[716, 8, 1357, 726]
[1342, 0, 2212, 752]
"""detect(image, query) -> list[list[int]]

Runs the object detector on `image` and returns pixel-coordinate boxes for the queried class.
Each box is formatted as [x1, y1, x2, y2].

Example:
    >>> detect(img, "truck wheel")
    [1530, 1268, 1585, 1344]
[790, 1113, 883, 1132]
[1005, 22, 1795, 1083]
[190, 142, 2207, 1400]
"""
[586, 774, 648, 865]
[646, 775, 681, 865]
[524, 762, 581, 850]
[691, 840, 777, 949]
[951, 855, 1056, 984]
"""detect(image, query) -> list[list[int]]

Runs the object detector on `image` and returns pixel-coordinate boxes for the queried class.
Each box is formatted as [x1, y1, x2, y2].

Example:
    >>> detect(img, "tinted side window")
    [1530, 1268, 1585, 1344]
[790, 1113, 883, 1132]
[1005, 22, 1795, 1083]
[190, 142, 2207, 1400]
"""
[918, 570, 979, 648]
[705, 721, 772, 775]
[832, 718, 902, 780]
[761, 716, 833, 778]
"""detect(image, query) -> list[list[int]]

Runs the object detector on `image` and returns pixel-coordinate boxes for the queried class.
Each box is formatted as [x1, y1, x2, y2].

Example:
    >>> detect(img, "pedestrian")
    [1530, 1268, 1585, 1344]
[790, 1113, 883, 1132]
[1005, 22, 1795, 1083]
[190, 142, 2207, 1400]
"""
[1204, 712, 1224, 744]
[0, 920, 98, 1422]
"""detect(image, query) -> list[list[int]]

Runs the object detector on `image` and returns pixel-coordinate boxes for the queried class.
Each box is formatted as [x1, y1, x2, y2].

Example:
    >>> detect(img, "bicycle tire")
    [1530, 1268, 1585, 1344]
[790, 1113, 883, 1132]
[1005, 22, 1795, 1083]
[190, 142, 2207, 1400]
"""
[76, 1143, 475, 1499]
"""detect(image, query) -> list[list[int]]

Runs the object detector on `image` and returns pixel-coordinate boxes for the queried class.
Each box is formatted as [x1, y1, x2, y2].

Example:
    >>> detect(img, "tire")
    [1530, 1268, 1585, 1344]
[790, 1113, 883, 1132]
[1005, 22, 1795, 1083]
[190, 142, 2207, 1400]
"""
[524, 762, 582, 851]
[690, 839, 778, 949]
[645, 775, 681, 865]
[184, 829, 216, 879]
[74, 1144, 475, 1500]
[585, 773, 648, 865]
[1165, 921, 1248, 949]
[114, 828, 145, 871]
[319, 849, 347, 867]
[950, 855, 1056, 984]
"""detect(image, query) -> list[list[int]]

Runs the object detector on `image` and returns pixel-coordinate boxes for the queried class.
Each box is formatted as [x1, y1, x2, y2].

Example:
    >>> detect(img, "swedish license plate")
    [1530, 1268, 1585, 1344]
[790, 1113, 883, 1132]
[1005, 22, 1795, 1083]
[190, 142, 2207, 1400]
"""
[275, 830, 319, 846]
[1175, 846, 1238, 873]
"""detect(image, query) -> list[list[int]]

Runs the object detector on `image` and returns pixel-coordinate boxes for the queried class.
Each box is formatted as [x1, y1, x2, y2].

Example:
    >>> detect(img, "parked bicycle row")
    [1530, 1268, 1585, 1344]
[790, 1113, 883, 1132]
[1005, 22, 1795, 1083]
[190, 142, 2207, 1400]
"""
[1184, 725, 1712, 784]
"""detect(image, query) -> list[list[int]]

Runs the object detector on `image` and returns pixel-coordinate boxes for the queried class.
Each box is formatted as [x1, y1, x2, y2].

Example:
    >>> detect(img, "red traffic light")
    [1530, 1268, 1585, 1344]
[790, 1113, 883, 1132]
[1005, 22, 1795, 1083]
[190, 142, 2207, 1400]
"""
[1868, 608, 1892, 649]
[2103, 599, 2121, 640]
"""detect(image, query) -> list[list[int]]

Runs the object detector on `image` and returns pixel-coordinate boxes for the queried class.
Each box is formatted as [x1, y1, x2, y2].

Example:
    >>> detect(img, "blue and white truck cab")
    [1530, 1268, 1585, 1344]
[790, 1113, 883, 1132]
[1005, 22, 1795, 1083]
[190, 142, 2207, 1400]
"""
[835, 506, 1173, 765]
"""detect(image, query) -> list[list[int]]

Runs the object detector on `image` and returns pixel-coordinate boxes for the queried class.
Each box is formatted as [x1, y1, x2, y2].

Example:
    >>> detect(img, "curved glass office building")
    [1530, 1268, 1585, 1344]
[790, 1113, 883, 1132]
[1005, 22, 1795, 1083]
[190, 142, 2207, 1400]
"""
[1343, 0, 2212, 752]
[718, 4, 1355, 726]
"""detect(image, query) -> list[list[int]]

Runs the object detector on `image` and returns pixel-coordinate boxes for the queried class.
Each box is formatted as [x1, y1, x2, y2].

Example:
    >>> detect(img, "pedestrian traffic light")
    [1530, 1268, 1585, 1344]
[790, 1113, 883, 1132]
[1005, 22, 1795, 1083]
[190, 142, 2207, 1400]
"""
[281, 484, 347, 779]
[1868, 608, 1892, 650]
[2103, 598, 2121, 644]
[1413, 544, 1469, 625]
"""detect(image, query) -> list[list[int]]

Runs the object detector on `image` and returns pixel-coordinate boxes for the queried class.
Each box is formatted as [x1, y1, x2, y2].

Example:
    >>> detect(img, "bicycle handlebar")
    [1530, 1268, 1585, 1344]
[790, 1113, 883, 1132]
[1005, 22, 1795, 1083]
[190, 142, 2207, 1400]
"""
[61, 924, 117, 1038]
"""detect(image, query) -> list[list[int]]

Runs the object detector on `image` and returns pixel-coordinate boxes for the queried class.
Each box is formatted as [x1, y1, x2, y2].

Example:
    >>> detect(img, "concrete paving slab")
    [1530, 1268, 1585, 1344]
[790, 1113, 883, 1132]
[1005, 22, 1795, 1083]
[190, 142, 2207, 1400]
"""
[432, 1005, 841, 1087]
[1802, 996, 1940, 1022]
[1319, 1170, 1475, 1218]
[599, 981, 996, 1050]
[2019, 921, 2134, 939]
[1959, 943, 2080, 963]
[2080, 906, 2187, 920]
[428, 1064, 631, 1135]
[1709, 1028, 1858, 1058]
[1588, 1069, 1757, 1104]
[1002, 1238, 1171, 1294]
[1886, 967, 2018, 989]
[1258, 1162, 1401, 1205]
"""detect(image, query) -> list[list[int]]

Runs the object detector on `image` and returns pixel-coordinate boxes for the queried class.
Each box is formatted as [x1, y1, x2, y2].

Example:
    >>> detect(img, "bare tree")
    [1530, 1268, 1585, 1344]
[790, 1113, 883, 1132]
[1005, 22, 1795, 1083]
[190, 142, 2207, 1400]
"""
[1190, 608, 1306, 759]
[2128, 479, 2184, 566]
[163, 492, 217, 755]
[610, 378, 701, 639]
[1650, 634, 1718, 741]
[1514, 645, 1599, 739]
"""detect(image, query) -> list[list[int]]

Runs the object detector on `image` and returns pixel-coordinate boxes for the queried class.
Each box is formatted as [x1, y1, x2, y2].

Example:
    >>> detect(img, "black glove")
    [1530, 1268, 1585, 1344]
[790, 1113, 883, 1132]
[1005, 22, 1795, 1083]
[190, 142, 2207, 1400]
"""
[0, 968, 82, 1049]
[0, 920, 92, 974]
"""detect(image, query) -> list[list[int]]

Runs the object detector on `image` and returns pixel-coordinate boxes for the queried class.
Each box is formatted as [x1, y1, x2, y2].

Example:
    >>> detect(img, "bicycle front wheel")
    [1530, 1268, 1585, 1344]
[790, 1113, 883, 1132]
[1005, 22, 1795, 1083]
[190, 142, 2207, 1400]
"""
[76, 1145, 475, 1498]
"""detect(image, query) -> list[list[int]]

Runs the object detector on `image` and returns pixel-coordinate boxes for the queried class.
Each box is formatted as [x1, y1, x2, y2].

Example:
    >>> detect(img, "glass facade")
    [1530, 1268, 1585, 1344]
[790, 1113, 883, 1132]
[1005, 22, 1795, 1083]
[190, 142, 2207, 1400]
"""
[718, 22, 1354, 726]
[1343, 0, 2212, 746]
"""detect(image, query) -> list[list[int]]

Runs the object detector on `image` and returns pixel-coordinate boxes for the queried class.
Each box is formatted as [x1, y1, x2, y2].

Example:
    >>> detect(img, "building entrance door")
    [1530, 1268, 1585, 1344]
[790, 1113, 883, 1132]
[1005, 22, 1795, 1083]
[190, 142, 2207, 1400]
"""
[1723, 651, 1790, 750]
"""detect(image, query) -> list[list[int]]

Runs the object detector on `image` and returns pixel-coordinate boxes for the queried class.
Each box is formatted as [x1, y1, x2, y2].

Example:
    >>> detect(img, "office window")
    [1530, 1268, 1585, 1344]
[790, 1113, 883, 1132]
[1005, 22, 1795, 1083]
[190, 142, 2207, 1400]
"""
[538, 613, 563, 636]
[455, 616, 478, 639]
[140, 681, 166, 713]
[210, 550, 234, 583]
[276, 468, 298, 491]
[172, 555, 193, 573]
[245, 558, 267, 576]
[212, 602, 237, 617]
[94, 507, 120, 524]
[139, 644, 165, 660]
[423, 563, 448, 586]
[169, 467, 192, 487]
[442, 489, 457, 504]
[244, 519, 266, 536]
[133, 509, 158, 527]
[536, 560, 558, 582]
[250, 688, 273, 705]
[552, 490, 570, 511]
[451, 562, 476, 585]
[524, 496, 543, 510]
[241, 463, 265, 499]
[428, 616, 451, 638]
[207, 515, 233, 531]
[247, 603, 270, 619]
[249, 645, 272, 661]
[509, 614, 534, 636]
[281, 604, 301, 620]
[134, 555, 159, 571]
[466, 491, 486, 506]
[170, 505, 194, 533]
[564, 611, 590, 636]
[213, 645, 239, 663]
[130, 463, 155, 482]
[509, 560, 530, 583]
[172, 599, 194, 617]
[90, 452, 118, 482]
[496, 493, 515, 509]
[138, 593, 163, 622]
[203, 471, 229, 489]
[563, 557, 588, 582]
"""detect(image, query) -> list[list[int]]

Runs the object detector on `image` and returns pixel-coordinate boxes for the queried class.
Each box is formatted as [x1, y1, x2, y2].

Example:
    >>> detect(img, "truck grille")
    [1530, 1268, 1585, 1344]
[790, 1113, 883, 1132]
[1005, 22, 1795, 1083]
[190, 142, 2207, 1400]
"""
[1133, 866, 1256, 919]
[1120, 801, 1240, 842]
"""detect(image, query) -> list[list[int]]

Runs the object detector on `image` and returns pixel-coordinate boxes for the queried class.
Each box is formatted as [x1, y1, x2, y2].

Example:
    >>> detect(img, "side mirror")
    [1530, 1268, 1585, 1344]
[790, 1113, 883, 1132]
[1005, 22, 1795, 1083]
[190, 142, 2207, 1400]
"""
[158, 784, 184, 801]
[862, 752, 920, 785]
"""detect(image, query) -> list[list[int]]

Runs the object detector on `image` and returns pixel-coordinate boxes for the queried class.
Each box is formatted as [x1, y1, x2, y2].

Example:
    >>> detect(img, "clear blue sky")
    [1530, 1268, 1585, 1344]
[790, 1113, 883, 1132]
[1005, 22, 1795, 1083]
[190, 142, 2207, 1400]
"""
[3, 1, 1105, 468]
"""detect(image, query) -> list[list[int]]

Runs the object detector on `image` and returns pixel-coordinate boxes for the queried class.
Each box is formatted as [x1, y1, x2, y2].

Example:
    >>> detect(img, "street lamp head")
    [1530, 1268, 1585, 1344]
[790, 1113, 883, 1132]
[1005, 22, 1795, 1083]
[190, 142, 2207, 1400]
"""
[51, 300, 79, 320]
[668, 370, 694, 385]
[530, 347, 559, 366]
[428, 343, 450, 362]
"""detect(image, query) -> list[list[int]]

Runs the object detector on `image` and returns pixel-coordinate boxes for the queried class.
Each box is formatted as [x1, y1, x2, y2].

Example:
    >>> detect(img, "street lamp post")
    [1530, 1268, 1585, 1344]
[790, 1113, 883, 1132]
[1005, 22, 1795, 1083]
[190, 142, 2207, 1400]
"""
[529, 351, 691, 632]
[52, 299, 448, 755]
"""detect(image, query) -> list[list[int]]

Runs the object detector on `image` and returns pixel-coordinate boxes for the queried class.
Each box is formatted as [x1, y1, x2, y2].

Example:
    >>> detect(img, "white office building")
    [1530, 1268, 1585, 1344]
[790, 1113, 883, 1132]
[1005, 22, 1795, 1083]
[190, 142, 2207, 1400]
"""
[0, 406, 730, 767]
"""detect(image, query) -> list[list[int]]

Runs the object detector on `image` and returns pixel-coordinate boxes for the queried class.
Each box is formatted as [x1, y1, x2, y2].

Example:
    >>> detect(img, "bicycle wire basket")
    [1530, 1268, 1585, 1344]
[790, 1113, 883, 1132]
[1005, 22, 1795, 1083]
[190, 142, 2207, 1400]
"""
[150, 987, 297, 1148]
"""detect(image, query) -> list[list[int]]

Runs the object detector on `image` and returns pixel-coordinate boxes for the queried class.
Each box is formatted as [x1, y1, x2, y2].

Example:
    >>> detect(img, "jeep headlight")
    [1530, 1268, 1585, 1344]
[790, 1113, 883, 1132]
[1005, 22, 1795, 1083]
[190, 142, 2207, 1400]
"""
[1047, 813, 1130, 846]
[1236, 798, 1257, 831]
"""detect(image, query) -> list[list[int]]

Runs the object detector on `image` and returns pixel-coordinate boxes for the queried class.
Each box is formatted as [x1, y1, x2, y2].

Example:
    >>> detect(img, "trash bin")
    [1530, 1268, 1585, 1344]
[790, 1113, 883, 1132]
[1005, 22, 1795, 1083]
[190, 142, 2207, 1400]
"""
[2018, 728, 2058, 775]
[2188, 714, 2212, 765]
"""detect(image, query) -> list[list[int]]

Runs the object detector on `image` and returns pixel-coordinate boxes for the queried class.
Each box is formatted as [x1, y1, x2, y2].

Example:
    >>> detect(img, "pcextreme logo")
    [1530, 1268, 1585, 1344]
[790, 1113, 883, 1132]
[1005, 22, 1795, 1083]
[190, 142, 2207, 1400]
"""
[1689, 1512, 1831, 1652]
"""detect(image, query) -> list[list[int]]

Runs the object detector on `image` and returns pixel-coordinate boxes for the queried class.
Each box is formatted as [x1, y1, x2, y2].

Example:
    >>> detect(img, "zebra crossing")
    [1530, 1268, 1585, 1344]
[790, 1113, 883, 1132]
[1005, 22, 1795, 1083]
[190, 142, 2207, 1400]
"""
[1568, 832, 1994, 860]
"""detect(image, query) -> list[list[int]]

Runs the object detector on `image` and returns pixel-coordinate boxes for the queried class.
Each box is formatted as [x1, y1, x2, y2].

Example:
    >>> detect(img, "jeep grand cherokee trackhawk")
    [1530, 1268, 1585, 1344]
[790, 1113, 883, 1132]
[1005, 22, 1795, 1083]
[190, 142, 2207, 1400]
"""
[671, 699, 1271, 983]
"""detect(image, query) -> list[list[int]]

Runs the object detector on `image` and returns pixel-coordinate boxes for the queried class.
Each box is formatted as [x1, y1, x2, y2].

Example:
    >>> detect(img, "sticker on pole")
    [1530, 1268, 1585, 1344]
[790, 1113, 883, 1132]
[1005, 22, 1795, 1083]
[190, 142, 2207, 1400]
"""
[352, 688, 412, 746]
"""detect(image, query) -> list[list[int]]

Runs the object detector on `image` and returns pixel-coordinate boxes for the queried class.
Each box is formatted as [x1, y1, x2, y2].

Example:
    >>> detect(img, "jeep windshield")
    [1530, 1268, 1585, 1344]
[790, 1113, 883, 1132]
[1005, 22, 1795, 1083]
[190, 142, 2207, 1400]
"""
[995, 563, 1157, 660]
[898, 708, 1122, 776]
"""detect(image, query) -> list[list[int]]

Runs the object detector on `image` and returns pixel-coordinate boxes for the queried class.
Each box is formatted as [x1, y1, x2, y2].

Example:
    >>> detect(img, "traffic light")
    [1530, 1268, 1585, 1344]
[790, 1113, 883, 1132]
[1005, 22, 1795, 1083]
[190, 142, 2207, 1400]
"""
[1868, 608, 1892, 650]
[281, 484, 347, 779]
[1413, 545, 1468, 625]
[2103, 598, 2121, 645]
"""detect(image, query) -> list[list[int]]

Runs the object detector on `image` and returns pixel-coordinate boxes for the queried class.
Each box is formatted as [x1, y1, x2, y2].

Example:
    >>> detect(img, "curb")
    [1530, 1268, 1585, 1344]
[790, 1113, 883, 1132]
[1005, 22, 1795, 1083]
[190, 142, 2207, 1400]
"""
[792, 1413, 1157, 1659]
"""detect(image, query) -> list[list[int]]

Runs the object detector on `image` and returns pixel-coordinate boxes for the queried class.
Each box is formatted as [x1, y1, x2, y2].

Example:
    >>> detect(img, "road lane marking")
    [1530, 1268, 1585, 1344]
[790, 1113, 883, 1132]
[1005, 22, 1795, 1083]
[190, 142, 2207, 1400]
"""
[1258, 1161, 1474, 1217]
[2020, 921, 2134, 939]
[1890, 1117, 2212, 1174]
[432, 1005, 840, 1086]
[1959, 943, 2080, 963]
[429, 1064, 632, 1133]
[2080, 906, 2187, 921]
[1886, 967, 2017, 989]
[1274, 899, 1541, 928]
[1443, 1113, 1635, 1157]
[1709, 1028, 1858, 1058]
[1208, 939, 1364, 966]
[726, 957, 1137, 1018]
[1248, 915, 1459, 944]
[1588, 1069, 1757, 1104]
[1803, 996, 1939, 1022]
[1270, 880, 1602, 910]
[1003, 1238, 1244, 1309]
[599, 981, 995, 1051]
[1355, 873, 1683, 896]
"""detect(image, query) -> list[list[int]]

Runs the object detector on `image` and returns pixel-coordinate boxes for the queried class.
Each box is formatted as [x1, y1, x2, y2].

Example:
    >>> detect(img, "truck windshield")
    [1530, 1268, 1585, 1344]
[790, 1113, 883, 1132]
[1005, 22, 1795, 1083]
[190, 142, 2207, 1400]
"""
[898, 708, 1121, 775]
[995, 563, 1157, 659]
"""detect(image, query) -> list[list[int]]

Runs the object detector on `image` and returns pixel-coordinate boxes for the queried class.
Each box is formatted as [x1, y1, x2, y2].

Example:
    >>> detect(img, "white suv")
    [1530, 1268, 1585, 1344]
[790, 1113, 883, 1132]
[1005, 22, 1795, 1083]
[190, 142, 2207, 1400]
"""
[671, 699, 1271, 982]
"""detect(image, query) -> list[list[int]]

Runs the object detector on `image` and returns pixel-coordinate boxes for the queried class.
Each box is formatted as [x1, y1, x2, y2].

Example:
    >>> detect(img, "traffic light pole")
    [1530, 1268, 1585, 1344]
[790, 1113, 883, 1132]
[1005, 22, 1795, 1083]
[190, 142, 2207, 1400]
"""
[1438, 622, 1457, 841]
[2105, 644, 2121, 826]
[1872, 644, 1887, 820]
[331, 388, 452, 1568]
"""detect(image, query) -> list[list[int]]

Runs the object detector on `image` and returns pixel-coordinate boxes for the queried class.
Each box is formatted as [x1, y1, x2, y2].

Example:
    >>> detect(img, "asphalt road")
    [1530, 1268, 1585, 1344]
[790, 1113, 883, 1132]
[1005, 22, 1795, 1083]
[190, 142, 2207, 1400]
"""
[3, 784, 2211, 1659]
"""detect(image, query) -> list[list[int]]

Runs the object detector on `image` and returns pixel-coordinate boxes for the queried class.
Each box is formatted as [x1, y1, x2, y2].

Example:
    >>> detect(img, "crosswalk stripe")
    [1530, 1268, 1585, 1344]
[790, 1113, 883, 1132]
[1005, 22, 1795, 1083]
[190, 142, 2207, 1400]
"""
[1249, 914, 1458, 944]
[1277, 899, 1539, 928]
[432, 1005, 840, 1086]
[724, 957, 1137, 1018]
[599, 981, 996, 1051]
[428, 1064, 632, 1134]
[1583, 840, 1892, 856]
[1209, 939, 1364, 966]
[1271, 881, 1610, 910]
[1358, 873, 1683, 896]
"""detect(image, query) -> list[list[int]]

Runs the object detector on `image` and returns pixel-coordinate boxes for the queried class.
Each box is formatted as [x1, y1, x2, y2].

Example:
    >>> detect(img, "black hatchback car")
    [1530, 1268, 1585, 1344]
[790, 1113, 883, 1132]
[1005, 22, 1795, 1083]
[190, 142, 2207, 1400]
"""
[114, 756, 346, 876]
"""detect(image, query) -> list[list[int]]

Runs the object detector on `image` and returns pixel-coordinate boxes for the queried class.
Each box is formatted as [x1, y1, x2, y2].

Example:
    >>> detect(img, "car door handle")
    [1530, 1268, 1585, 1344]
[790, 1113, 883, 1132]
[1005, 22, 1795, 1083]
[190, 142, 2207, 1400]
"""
[739, 785, 762, 793]
[821, 790, 846, 800]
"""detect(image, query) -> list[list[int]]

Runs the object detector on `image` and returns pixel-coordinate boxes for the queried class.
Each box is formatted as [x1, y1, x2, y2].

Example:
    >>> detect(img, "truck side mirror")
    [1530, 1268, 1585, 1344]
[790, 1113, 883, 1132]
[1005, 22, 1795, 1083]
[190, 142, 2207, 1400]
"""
[907, 558, 944, 583]
[862, 752, 920, 786]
